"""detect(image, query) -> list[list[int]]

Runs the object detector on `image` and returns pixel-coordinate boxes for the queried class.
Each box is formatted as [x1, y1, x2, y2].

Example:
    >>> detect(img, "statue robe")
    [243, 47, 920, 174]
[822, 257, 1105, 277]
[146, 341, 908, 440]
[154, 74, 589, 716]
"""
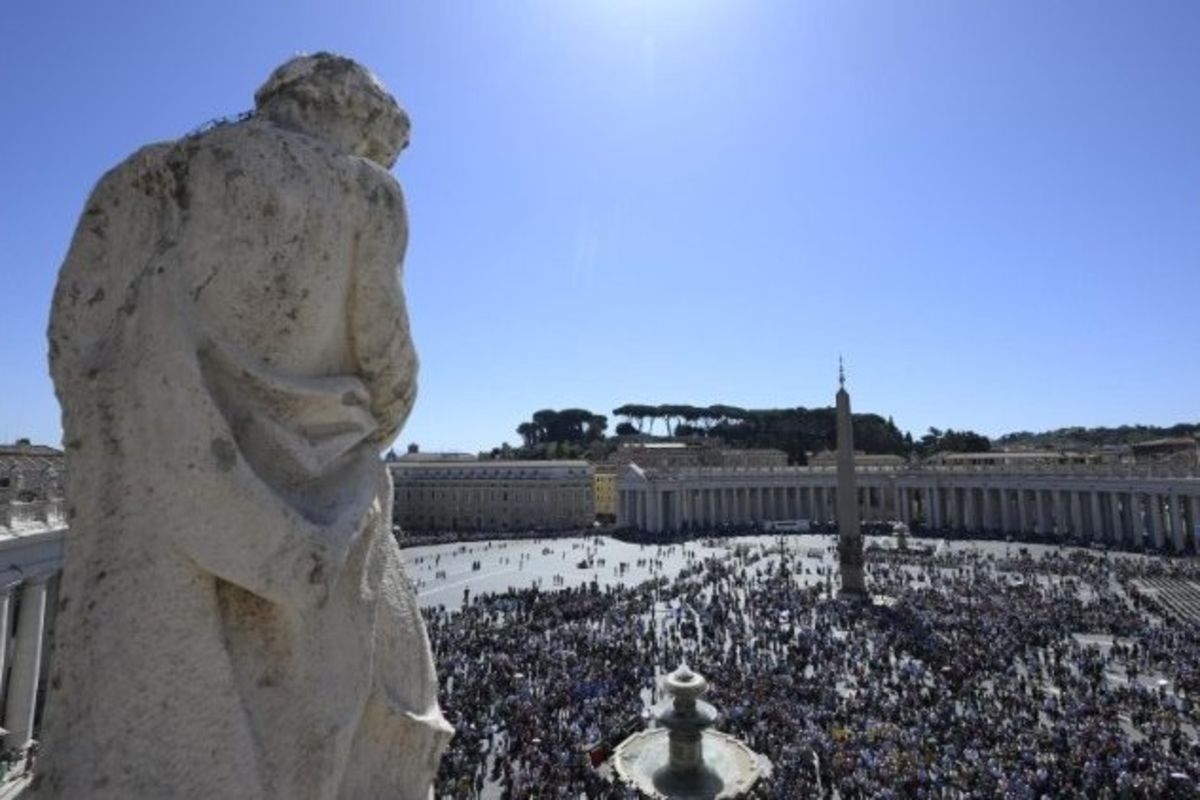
[39, 118, 450, 799]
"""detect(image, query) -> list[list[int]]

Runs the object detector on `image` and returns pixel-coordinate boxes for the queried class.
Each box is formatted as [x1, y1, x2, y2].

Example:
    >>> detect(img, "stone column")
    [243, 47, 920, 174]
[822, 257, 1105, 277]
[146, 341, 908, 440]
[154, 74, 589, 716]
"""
[1088, 491, 1102, 542]
[923, 486, 935, 528]
[4, 576, 49, 752]
[0, 582, 14, 704]
[1168, 494, 1184, 552]
[754, 487, 764, 522]
[1070, 491, 1084, 539]
[1130, 492, 1145, 547]
[1035, 490, 1047, 536]
[1190, 495, 1200, 552]
[1017, 488, 1028, 533]
[1146, 495, 1162, 549]
[1107, 492, 1122, 546]
[981, 489, 993, 532]
[999, 488, 1012, 533]
[1058, 489, 1070, 537]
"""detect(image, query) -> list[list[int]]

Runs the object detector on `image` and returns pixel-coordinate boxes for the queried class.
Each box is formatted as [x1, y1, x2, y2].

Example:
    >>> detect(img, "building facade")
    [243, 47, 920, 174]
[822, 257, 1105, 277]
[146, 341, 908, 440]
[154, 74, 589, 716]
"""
[1131, 437, 1199, 467]
[593, 464, 618, 523]
[390, 457, 594, 533]
[608, 441, 789, 470]
[616, 460, 1200, 553]
[809, 452, 906, 469]
[924, 450, 1099, 468]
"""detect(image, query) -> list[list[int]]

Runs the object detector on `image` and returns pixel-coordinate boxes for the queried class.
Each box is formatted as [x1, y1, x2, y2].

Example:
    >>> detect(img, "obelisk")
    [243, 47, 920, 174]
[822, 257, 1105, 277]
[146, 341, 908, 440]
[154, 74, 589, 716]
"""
[835, 359, 867, 597]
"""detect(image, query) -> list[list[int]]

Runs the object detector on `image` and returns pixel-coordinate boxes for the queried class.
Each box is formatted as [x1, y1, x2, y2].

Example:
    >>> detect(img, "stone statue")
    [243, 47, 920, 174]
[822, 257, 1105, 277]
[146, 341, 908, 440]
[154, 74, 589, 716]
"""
[39, 54, 451, 799]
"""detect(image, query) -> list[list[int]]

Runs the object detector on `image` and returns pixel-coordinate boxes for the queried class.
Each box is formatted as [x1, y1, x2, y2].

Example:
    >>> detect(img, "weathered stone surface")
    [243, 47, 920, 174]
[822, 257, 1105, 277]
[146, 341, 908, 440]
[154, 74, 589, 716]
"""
[39, 53, 450, 799]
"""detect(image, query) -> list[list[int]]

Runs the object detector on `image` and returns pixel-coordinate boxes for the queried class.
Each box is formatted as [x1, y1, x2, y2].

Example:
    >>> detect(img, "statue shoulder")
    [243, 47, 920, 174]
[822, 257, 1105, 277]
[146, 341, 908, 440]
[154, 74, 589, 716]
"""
[348, 156, 405, 217]
[86, 142, 176, 203]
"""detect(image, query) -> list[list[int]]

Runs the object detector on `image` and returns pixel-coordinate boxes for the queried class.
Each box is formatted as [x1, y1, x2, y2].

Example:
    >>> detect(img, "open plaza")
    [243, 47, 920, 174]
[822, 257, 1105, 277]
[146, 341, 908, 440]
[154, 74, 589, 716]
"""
[411, 533, 1200, 798]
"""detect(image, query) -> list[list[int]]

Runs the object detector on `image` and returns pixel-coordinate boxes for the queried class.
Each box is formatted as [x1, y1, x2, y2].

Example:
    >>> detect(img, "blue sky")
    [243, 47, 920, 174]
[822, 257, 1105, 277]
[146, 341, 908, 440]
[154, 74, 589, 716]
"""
[2, 1, 1198, 451]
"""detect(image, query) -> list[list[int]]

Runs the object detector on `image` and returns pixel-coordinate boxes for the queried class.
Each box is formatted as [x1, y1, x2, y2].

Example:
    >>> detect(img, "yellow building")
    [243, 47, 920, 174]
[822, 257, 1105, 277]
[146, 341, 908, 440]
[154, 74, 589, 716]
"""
[593, 464, 618, 523]
[389, 456, 593, 533]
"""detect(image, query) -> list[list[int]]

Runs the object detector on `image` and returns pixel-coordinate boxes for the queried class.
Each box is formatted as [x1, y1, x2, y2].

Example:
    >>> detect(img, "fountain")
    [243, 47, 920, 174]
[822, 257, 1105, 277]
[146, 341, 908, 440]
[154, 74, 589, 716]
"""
[611, 665, 767, 799]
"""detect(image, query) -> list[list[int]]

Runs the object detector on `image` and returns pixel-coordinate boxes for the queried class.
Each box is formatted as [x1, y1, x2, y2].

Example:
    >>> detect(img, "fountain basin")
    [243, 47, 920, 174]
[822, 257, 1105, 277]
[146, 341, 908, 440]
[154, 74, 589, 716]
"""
[612, 728, 769, 800]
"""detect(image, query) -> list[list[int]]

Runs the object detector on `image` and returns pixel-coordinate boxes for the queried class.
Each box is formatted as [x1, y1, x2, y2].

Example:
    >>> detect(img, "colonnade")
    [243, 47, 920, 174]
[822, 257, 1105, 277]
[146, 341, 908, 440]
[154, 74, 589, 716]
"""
[0, 526, 64, 762]
[1, 573, 54, 754]
[617, 467, 1200, 553]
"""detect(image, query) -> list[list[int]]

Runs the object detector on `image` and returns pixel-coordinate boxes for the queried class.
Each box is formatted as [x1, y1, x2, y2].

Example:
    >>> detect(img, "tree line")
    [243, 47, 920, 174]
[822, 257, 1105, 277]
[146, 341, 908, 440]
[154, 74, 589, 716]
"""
[492, 403, 996, 464]
[484, 405, 1196, 464]
[997, 423, 1200, 451]
[613, 403, 909, 464]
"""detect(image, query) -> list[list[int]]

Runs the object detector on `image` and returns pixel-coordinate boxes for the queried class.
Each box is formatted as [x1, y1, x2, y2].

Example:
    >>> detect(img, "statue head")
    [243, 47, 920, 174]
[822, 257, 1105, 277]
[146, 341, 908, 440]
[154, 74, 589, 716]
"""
[255, 52, 410, 168]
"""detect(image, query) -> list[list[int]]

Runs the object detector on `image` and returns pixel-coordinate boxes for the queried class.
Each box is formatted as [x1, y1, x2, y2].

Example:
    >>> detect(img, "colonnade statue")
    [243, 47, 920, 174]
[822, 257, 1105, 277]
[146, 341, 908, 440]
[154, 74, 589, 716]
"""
[40, 53, 451, 798]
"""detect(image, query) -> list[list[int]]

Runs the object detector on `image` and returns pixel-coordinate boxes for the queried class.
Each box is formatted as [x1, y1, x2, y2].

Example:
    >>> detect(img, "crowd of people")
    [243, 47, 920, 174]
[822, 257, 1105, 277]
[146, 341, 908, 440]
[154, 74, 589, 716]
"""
[399, 527, 599, 549]
[422, 535, 1200, 798]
